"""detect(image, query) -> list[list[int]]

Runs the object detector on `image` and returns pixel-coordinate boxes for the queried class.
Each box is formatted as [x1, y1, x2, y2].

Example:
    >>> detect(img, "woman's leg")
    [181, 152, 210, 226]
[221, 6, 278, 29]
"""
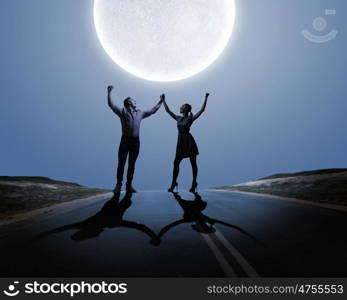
[171, 156, 182, 185]
[189, 155, 198, 184]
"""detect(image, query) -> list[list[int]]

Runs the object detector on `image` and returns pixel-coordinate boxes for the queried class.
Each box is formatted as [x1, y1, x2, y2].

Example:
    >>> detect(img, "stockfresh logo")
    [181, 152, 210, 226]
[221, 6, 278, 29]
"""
[3, 281, 20, 297]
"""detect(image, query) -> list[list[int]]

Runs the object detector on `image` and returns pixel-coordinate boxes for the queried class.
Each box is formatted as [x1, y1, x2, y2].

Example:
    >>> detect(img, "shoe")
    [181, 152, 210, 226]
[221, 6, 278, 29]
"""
[189, 181, 198, 193]
[113, 184, 122, 194]
[168, 182, 178, 192]
[126, 183, 137, 193]
[111, 193, 120, 202]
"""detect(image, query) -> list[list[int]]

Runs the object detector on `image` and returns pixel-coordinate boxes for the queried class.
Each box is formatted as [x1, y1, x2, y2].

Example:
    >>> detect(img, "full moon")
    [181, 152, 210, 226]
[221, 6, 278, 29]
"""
[94, 0, 236, 82]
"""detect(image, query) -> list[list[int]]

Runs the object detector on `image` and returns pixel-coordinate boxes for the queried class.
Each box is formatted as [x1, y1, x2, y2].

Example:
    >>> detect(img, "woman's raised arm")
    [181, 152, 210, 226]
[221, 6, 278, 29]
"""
[192, 93, 209, 121]
[162, 94, 179, 120]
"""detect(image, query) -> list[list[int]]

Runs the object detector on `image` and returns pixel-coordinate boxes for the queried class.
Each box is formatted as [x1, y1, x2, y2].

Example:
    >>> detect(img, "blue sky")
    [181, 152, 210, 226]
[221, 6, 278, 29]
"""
[1, 0, 346, 189]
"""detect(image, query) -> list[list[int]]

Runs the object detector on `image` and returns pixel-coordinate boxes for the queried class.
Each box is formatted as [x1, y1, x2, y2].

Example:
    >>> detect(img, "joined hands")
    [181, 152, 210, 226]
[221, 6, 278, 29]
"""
[160, 94, 165, 104]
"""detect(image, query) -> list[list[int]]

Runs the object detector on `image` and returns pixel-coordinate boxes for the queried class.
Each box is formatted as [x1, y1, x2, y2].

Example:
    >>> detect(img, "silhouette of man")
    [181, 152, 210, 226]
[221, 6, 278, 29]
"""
[36, 192, 160, 245]
[107, 86, 163, 193]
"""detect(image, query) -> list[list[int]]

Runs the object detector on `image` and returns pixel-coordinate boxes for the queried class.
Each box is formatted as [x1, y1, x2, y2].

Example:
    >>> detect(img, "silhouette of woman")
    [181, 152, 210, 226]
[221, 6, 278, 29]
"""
[159, 192, 263, 246]
[162, 93, 209, 192]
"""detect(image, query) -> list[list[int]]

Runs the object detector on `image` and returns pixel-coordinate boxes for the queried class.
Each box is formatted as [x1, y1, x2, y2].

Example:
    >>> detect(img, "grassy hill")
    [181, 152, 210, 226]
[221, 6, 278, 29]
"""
[216, 169, 347, 206]
[259, 168, 347, 180]
[0, 176, 110, 219]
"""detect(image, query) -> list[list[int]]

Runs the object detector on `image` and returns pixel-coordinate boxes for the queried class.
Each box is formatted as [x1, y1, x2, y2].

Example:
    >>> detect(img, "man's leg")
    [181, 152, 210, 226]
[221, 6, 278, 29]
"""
[116, 137, 129, 190]
[126, 138, 140, 191]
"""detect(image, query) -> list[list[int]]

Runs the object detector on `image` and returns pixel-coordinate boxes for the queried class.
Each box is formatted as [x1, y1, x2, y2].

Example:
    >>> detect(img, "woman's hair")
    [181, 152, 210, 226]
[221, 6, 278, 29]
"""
[183, 103, 193, 118]
[184, 103, 192, 112]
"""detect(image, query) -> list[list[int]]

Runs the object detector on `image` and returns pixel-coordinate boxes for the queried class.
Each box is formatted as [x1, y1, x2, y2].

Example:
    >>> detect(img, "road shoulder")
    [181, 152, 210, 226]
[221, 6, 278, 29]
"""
[209, 189, 347, 213]
[0, 192, 113, 228]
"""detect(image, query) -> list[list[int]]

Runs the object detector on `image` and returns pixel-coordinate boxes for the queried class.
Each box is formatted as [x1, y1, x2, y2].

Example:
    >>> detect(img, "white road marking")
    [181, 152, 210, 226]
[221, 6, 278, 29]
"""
[214, 228, 259, 277]
[200, 232, 236, 277]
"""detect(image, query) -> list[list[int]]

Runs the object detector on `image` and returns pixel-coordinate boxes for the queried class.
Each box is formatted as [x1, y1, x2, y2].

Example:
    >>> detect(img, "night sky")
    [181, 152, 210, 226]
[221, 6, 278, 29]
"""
[1, 0, 346, 190]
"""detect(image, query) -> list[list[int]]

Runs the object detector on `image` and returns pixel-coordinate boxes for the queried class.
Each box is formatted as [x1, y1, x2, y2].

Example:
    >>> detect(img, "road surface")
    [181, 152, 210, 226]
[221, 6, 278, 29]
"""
[1, 190, 346, 277]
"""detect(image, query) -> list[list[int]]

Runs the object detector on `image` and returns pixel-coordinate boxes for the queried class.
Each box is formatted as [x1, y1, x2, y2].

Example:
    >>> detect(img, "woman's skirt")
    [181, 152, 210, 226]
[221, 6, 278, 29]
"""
[175, 133, 199, 159]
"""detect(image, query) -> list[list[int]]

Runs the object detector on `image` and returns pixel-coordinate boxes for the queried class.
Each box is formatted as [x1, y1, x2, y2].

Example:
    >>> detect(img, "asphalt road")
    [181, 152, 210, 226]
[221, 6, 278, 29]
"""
[1, 190, 346, 277]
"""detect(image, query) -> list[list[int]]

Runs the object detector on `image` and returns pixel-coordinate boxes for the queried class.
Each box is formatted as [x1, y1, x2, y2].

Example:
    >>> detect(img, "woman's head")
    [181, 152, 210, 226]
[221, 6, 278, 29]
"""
[180, 103, 192, 114]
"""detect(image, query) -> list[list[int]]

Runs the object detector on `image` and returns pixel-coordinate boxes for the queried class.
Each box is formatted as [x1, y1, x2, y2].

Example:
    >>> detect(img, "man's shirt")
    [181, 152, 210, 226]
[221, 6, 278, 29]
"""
[110, 102, 161, 137]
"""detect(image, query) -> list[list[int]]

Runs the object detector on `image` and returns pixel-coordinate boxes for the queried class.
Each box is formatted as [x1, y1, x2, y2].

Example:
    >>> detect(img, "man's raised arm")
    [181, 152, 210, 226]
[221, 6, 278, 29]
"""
[107, 85, 122, 117]
[142, 96, 163, 119]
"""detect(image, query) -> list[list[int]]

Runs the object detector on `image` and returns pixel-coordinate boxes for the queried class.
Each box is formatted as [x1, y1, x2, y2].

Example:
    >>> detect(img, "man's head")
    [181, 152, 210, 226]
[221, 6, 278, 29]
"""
[124, 97, 137, 110]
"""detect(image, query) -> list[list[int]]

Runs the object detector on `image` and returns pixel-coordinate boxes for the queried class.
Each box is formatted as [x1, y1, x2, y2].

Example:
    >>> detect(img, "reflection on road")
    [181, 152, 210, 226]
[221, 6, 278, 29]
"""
[36, 191, 261, 247]
[36, 192, 159, 245]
